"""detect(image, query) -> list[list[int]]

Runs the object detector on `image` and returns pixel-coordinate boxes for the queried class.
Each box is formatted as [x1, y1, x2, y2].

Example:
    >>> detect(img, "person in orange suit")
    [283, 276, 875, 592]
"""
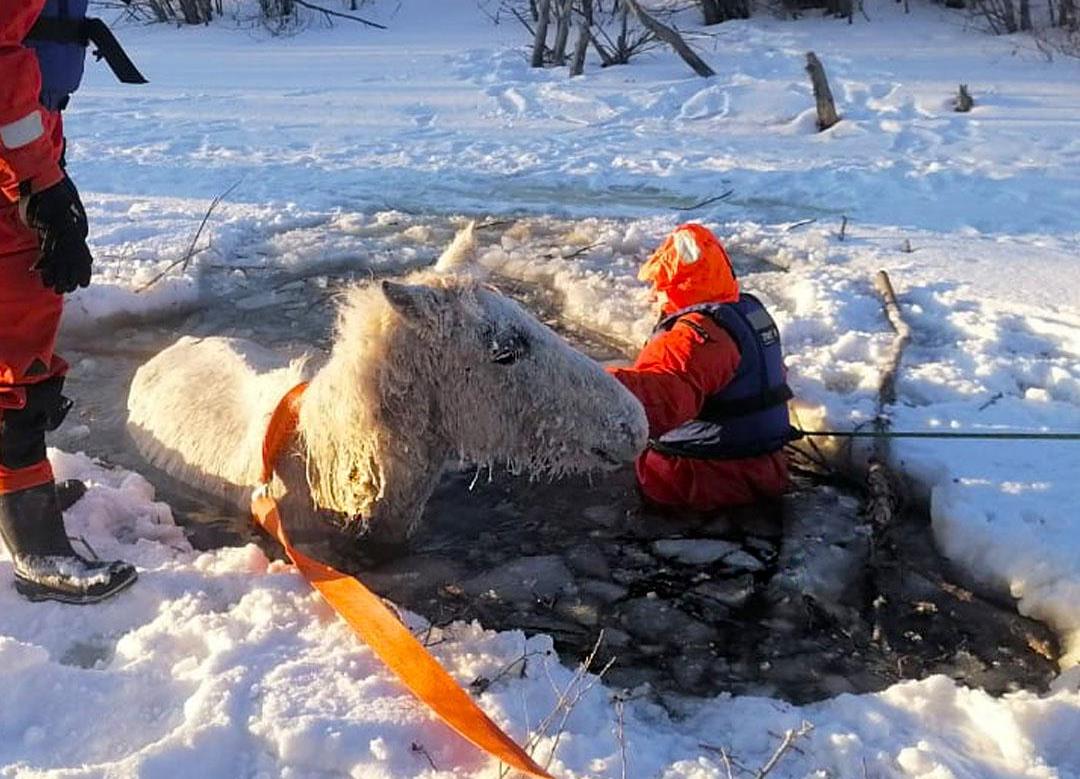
[608, 224, 793, 512]
[0, 0, 141, 603]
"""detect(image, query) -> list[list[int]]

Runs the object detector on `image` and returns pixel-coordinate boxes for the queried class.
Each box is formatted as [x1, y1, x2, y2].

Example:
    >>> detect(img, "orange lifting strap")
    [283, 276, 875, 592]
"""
[252, 382, 553, 779]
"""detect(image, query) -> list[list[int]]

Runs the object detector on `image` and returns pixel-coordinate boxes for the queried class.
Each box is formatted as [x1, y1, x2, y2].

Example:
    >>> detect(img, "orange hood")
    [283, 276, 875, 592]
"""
[638, 223, 739, 313]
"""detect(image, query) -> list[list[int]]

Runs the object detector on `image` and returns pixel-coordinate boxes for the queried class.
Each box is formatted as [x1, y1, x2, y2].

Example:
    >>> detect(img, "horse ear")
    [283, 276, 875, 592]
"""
[434, 221, 479, 274]
[382, 280, 443, 327]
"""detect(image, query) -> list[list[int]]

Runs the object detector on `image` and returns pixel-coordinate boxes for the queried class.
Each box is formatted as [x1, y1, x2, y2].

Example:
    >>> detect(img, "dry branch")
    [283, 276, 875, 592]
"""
[785, 217, 817, 231]
[674, 189, 735, 211]
[621, 0, 716, 77]
[136, 179, 241, 293]
[755, 721, 814, 778]
[292, 0, 387, 28]
[805, 52, 840, 131]
[502, 631, 613, 777]
[863, 270, 911, 531]
[872, 270, 911, 411]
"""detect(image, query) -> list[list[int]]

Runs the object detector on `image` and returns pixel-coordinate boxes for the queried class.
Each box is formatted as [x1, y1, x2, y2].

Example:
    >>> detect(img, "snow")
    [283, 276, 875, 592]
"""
[3, 0, 1080, 776]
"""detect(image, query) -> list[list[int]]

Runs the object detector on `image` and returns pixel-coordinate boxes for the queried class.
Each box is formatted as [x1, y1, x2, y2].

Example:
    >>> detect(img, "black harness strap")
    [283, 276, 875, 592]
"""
[26, 17, 148, 85]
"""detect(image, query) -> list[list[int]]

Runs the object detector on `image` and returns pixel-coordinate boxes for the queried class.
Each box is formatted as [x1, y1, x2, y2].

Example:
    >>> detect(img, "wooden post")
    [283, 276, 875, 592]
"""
[805, 52, 840, 131]
[622, 0, 716, 77]
[531, 0, 552, 68]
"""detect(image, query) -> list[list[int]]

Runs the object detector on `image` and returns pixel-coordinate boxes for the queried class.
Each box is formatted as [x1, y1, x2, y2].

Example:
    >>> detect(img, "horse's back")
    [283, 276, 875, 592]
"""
[127, 336, 305, 503]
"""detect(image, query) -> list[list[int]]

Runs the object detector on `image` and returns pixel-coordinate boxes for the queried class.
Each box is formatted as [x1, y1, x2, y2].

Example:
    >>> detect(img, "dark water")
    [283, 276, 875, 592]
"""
[54, 216, 1059, 704]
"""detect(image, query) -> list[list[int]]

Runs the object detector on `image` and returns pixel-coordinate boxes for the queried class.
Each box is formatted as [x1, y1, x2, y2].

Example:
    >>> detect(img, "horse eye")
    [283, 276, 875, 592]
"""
[489, 330, 529, 366]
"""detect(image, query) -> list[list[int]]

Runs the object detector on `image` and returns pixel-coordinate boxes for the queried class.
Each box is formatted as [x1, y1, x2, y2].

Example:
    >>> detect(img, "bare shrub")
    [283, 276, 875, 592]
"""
[503, 1, 720, 74]
[111, 0, 377, 31]
[964, 0, 1080, 55]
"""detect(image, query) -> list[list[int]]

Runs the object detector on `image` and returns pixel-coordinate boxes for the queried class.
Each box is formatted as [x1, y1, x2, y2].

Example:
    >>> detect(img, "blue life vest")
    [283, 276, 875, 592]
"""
[24, 1, 147, 113]
[649, 294, 795, 460]
[25, 0, 89, 112]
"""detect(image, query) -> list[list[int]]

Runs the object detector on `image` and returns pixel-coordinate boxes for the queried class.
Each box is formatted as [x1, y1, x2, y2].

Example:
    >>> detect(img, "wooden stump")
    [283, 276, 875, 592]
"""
[955, 84, 974, 112]
[805, 52, 840, 131]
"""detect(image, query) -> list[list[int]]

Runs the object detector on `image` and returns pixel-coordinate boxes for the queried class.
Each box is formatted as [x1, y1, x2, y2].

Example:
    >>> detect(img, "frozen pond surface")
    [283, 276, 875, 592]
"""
[55, 216, 1059, 705]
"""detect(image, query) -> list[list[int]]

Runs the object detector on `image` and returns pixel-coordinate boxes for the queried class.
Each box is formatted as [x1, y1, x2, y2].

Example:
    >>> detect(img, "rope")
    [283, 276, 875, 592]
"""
[795, 429, 1080, 441]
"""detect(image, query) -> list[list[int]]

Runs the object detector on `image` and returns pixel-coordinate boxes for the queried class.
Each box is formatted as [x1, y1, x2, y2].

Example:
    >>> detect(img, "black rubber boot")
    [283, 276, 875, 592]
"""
[0, 483, 137, 604]
[56, 479, 88, 511]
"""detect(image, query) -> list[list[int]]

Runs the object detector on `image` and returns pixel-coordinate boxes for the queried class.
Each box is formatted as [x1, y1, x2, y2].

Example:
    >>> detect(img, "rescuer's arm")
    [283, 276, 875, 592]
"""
[1, 4, 93, 294]
[607, 314, 740, 438]
[0, 1, 63, 198]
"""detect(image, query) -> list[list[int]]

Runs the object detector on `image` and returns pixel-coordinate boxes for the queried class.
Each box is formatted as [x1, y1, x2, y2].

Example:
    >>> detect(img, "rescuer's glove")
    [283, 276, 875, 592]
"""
[21, 176, 93, 294]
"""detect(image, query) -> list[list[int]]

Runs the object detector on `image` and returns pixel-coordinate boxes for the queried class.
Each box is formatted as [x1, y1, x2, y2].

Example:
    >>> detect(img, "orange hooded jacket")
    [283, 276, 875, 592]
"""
[608, 224, 790, 511]
[0, 0, 68, 494]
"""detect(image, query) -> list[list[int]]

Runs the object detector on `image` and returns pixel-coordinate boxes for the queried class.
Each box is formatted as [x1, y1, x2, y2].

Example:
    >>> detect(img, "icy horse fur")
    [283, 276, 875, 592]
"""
[126, 223, 648, 546]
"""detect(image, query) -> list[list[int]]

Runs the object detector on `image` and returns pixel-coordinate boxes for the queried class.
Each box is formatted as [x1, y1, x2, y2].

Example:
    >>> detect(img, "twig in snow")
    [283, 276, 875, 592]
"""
[766, 730, 806, 756]
[470, 647, 546, 694]
[476, 219, 516, 231]
[720, 746, 737, 779]
[977, 391, 1004, 411]
[839, 215, 848, 241]
[136, 180, 242, 293]
[502, 631, 612, 776]
[292, 0, 387, 28]
[70, 535, 100, 561]
[410, 742, 437, 771]
[754, 721, 814, 778]
[699, 742, 748, 777]
[873, 270, 912, 412]
[617, 700, 630, 777]
[673, 189, 735, 211]
[509, 5, 537, 37]
[548, 241, 602, 260]
[613, 693, 629, 779]
[785, 217, 817, 232]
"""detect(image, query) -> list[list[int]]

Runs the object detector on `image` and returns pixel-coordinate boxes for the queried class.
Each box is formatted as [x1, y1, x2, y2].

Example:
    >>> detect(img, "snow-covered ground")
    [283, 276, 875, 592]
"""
[3, 1, 1080, 776]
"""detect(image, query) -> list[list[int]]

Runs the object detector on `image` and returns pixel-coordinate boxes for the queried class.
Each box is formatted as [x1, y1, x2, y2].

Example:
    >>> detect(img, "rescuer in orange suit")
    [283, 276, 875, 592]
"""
[0, 1, 142, 603]
[608, 224, 793, 512]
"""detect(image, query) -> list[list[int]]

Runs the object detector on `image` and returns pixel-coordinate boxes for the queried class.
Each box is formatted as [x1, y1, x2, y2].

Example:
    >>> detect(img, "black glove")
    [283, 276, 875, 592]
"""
[22, 177, 93, 294]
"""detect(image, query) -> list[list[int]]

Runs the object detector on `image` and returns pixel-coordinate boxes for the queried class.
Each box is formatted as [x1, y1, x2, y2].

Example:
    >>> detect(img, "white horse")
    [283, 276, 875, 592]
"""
[126, 224, 648, 548]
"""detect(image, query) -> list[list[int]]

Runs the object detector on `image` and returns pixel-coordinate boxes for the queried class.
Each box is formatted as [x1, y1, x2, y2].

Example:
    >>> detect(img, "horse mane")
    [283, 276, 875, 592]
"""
[297, 271, 480, 523]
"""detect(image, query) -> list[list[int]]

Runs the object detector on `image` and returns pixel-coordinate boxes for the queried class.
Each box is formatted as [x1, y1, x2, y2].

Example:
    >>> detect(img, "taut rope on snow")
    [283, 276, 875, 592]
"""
[794, 429, 1080, 442]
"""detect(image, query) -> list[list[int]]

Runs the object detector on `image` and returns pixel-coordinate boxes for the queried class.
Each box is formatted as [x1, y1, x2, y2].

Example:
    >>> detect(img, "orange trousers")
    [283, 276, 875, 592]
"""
[0, 201, 66, 494]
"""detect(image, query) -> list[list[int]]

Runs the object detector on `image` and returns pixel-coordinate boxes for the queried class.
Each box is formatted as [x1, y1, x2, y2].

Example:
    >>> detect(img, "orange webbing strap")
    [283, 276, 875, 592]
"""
[252, 384, 553, 779]
[259, 382, 310, 485]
